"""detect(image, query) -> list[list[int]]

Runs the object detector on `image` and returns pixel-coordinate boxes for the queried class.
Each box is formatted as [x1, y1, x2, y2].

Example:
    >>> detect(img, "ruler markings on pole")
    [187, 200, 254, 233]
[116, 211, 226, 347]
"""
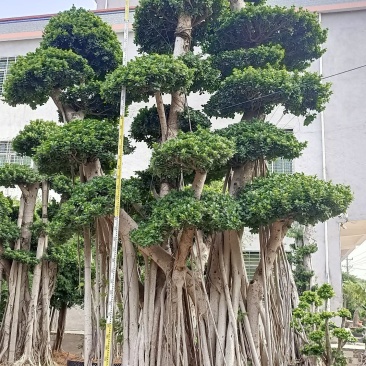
[103, 1, 130, 365]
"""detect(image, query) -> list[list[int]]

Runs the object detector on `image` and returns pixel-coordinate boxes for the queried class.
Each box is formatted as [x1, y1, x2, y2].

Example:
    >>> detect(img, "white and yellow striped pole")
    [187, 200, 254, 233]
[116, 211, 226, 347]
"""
[103, 1, 130, 365]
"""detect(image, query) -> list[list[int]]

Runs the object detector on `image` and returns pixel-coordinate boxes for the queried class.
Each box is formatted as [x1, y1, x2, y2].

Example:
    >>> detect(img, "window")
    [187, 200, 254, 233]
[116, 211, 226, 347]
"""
[0, 141, 32, 168]
[0, 57, 16, 95]
[243, 251, 260, 280]
[268, 129, 294, 174]
[269, 158, 293, 174]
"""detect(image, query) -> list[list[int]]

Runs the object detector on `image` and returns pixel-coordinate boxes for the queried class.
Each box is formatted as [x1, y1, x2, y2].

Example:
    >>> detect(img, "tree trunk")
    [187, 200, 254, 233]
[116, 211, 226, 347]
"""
[0, 184, 39, 364]
[247, 221, 289, 353]
[155, 92, 168, 143]
[167, 13, 192, 140]
[52, 304, 67, 352]
[84, 225, 93, 366]
[19, 181, 49, 365]
[229, 161, 255, 195]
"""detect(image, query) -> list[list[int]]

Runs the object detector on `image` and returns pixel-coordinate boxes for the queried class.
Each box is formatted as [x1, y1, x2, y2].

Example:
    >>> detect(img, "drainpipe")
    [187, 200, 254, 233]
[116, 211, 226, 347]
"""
[319, 12, 330, 285]
[105, 0, 108, 8]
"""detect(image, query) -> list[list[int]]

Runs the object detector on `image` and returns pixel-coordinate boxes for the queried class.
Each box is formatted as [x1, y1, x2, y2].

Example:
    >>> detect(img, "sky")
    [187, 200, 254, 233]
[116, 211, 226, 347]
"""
[2, 0, 96, 18]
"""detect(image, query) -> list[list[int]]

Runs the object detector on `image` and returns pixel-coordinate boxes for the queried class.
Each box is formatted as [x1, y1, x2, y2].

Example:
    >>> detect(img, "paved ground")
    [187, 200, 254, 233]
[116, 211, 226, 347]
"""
[51, 333, 84, 356]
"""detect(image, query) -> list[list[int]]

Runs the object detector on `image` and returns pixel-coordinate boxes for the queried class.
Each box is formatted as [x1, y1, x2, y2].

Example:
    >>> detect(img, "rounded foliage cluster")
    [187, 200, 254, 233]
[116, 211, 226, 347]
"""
[12, 120, 59, 157]
[0, 164, 42, 188]
[131, 189, 242, 247]
[3, 47, 93, 109]
[151, 128, 234, 177]
[216, 120, 307, 165]
[134, 0, 225, 54]
[211, 45, 285, 78]
[51, 176, 149, 243]
[204, 67, 331, 124]
[130, 105, 211, 147]
[35, 119, 119, 176]
[205, 5, 327, 71]
[41, 6, 122, 79]
[238, 173, 352, 230]
[102, 54, 194, 104]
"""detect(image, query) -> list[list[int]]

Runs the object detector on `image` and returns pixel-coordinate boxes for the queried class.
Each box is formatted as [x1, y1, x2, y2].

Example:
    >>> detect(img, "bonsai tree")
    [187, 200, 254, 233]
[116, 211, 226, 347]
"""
[1, 2, 352, 366]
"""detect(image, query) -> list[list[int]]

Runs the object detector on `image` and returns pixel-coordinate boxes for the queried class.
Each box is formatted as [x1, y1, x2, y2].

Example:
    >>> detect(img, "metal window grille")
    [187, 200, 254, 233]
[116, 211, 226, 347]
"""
[269, 158, 293, 174]
[268, 129, 294, 174]
[0, 57, 16, 95]
[243, 251, 260, 280]
[0, 141, 32, 167]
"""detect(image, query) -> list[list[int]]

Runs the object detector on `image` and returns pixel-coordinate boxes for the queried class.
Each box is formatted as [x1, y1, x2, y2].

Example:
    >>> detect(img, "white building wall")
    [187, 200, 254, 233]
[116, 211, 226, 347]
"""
[1, 4, 366, 314]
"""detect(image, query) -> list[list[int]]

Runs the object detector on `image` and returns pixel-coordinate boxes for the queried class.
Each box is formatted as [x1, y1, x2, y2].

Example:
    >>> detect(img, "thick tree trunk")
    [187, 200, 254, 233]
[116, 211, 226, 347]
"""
[0, 184, 39, 364]
[80, 159, 102, 366]
[229, 161, 255, 195]
[83, 226, 93, 366]
[247, 221, 290, 353]
[119, 211, 139, 366]
[19, 181, 49, 365]
[52, 304, 67, 352]
[167, 13, 192, 140]
[155, 92, 168, 143]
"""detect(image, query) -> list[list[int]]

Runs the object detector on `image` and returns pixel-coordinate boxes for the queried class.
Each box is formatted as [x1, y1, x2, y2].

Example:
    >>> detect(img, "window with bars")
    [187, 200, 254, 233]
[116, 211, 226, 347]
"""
[268, 157, 293, 174]
[243, 251, 260, 280]
[268, 129, 294, 174]
[0, 57, 16, 95]
[0, 141, 32, 168]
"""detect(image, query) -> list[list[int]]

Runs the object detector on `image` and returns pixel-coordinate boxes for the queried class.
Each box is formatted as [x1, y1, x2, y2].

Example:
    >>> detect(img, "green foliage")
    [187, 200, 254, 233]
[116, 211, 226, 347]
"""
[0, 280, 7, 322]
[41, 7, 122, 79]
[288, 240, 318, 295]
[204, 5, 327, 71]
[48, 238, 84, 309]
[211, 45, 285, 78]
[1, 247, 39, 266]
[131, 189, 242, 246]
[238, 173, 352, 231]
[102, 54, 194, 104]
[317, 283, 336, 300]
[0, 193, 19, 243]
[151, 128, 235, 177]
[0, 164, 42, 188]
[51, 176, 149, 243]
[179, 52, 221, 94]
[134, 0, 226, 54]
[216, 120, 306, 165]
[12, 120, 59, 158]
[204, 67, 331, 124]
[342, 274, 366, 315]
[59, 80, 120, 121]
[34, 119, 124, 176]
[130, 105, 211, 148]
[3, 47, 93, 109]
[49, 175, 76, 200]
[293, 285, 356, 364]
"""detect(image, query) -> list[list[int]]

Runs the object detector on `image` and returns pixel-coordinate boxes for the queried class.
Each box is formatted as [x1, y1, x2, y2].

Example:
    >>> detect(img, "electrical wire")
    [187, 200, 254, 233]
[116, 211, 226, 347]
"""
[218, 63, 366, 112]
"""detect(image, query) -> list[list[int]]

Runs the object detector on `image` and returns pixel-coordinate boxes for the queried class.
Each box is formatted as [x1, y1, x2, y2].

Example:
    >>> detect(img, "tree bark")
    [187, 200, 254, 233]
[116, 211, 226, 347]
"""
[229, 161, 255, 195]
[155, 92, 168, 143]
[192, 170, 207, 199]
[167, 13, 192, 140]
[247, 221, 289, 352]
[52, 304, 67, 352]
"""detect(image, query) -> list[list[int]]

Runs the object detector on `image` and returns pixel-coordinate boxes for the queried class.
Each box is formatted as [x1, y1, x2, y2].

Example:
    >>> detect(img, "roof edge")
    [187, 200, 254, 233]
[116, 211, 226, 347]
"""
[0, 6, 136, 24]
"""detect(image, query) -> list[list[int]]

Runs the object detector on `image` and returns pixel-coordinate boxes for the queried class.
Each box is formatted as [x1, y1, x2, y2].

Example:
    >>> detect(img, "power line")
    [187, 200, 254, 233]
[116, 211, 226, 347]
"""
[322, 64, 366, 80]
[218, 63, 366, 112]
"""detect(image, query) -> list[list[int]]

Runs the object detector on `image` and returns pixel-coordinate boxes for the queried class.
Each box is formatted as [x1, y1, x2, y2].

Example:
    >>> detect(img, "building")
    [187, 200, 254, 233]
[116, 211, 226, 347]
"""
[1, 0, 365, 318]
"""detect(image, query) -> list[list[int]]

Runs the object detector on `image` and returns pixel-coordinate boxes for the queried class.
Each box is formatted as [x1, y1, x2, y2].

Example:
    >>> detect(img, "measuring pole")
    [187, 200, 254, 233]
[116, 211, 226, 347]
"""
[103, 1, 130, 365]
